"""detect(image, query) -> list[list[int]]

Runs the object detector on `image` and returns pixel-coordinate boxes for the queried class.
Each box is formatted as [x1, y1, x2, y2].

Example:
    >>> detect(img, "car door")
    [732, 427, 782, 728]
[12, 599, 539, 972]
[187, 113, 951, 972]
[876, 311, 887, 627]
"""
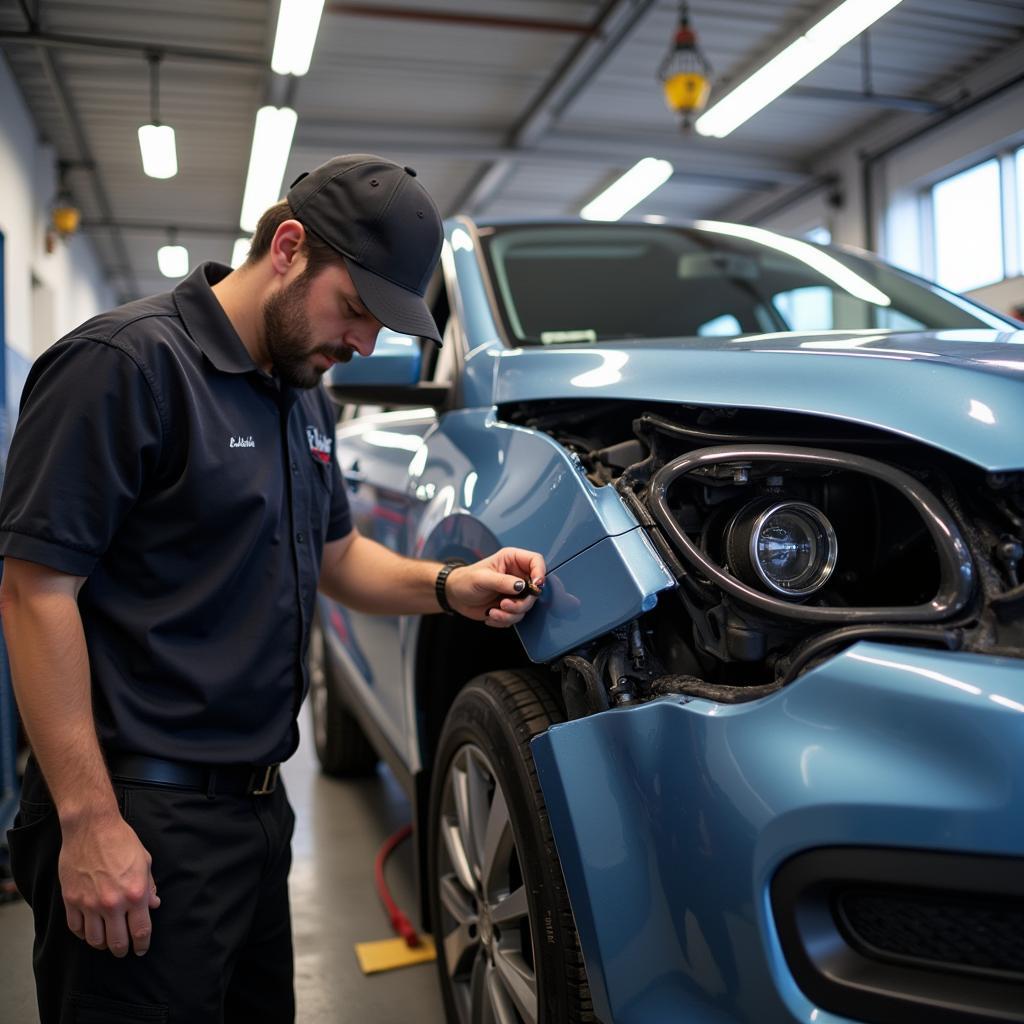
[329, 301, 458, 763]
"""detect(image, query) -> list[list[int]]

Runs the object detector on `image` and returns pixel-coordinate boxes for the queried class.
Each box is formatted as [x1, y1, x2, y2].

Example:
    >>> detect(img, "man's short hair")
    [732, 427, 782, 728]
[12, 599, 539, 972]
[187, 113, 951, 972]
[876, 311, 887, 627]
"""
[245, 199, 344, 278]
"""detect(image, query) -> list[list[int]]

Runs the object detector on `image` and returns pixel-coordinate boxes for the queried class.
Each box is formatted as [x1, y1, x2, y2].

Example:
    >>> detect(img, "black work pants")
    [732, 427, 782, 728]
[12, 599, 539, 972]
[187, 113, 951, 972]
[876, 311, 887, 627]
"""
[7, 758, 296, 1024]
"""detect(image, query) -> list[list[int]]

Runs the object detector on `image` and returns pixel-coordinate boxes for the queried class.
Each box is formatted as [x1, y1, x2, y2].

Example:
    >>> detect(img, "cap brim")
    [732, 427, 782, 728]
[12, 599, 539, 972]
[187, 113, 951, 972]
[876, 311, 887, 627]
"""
[345, 259, 442, 345]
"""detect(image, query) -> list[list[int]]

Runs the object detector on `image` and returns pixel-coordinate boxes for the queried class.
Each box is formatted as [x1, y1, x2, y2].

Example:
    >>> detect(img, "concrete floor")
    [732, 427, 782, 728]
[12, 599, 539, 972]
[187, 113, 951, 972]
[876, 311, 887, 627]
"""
[0, 703, 448, 1023]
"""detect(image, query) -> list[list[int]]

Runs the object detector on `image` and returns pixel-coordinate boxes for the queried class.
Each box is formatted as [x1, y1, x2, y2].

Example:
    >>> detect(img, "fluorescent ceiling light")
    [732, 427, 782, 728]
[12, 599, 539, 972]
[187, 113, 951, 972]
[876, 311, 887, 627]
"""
[231, 237, 252, 269]
[157, 244, 189, 278]
[581, 158, 674, 221]
[138, 124, 178, 179]
[695, 220, 891, 306]
[272, 0, 326, 76]
[696, 0, 904, 138]
[239, 105, 298, 233]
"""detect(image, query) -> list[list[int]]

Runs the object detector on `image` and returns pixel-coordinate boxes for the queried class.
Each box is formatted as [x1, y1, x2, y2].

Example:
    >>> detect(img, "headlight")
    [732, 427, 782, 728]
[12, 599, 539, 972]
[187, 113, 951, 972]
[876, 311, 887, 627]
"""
[725, 500, 838, 598]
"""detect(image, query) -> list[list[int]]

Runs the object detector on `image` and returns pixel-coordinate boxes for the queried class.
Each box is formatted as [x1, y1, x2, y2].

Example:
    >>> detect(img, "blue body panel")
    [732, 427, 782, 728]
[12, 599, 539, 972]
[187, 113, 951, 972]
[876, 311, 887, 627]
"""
[408, 408, 674, 663]
[493, 333, 1024, 472]
[516, 527, 675, 662]
[532, 643, 1024, 1024]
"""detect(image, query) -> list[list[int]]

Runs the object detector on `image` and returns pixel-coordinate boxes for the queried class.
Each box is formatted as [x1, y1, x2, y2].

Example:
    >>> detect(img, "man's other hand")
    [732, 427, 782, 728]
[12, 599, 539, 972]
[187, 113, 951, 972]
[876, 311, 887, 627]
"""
[446, 547, 546, 627]
[59, 810, 161, 957]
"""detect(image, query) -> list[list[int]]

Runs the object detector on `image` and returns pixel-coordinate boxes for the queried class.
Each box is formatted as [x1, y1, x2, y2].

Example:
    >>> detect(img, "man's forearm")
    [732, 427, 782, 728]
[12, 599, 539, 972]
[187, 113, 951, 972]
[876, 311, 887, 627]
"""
[318, 532, 443, 614]
[0, 573, 118, 826]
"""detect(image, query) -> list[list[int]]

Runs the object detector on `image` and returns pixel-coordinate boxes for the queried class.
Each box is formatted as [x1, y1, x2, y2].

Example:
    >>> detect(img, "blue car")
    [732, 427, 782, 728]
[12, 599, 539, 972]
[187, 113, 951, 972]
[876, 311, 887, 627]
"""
[308, 218, 1024, 1024]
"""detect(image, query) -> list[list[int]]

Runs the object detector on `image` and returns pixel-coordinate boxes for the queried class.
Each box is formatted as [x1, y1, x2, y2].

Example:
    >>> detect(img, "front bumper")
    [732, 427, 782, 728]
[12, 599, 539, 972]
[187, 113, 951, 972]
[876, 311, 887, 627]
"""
[531, 642, 1024, 1024]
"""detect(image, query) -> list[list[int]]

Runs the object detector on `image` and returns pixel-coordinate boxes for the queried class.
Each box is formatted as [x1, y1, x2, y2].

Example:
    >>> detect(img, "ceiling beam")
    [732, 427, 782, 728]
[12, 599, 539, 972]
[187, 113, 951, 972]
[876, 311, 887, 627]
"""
[294, 122, 811, 189]
[449, 0, 660, 216]
[788, 85, 943, 114]
[0, 29, 265, 66]
[81, 220, 241, 237]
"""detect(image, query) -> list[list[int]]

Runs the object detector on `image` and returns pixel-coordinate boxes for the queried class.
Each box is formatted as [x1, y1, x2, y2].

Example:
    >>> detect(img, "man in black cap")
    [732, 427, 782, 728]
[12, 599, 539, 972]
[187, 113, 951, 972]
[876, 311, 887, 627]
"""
[0, 154, 545, 1023]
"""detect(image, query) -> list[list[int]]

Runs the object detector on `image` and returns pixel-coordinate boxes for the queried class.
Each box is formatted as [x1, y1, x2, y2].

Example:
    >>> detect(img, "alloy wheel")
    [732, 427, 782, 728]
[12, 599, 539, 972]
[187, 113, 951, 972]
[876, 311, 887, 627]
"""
[436, 743, 539, 1024]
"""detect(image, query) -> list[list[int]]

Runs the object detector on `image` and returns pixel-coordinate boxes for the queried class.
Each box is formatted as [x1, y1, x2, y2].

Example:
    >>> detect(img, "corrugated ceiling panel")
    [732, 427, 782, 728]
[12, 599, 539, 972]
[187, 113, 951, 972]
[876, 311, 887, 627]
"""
[3, 0, 1023, 299]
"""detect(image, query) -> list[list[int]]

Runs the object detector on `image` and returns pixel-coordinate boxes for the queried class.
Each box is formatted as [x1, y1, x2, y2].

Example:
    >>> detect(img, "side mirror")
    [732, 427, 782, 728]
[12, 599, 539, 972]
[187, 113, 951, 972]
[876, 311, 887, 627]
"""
[325, 330, 449, 408]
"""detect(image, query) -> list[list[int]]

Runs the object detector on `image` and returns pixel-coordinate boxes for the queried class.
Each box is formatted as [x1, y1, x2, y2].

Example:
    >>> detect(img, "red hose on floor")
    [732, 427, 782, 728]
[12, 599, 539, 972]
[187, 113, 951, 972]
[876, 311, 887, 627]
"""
[374, 824, 421, 948]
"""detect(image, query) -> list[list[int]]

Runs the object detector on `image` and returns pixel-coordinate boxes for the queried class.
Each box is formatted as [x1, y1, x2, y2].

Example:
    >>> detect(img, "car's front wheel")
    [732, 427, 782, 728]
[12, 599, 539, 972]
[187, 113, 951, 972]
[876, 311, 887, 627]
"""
[427, 670, 592, 1024]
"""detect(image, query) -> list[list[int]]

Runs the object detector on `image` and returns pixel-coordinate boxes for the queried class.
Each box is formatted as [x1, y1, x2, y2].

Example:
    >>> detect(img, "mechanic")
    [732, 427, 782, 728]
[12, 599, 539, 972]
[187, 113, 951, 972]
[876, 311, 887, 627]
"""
[0, 154, 545, 1023]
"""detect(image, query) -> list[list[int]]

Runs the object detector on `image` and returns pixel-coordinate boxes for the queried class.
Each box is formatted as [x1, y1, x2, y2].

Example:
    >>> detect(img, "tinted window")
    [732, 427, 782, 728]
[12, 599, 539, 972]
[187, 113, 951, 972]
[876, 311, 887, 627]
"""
[479, 223, 1010, 346]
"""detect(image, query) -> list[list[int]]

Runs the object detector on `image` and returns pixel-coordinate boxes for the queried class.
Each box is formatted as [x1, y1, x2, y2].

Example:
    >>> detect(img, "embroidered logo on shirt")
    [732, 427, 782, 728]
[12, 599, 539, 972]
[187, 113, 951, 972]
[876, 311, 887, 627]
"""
[230, 436, 255, 448]
[306, 425, 333, 464]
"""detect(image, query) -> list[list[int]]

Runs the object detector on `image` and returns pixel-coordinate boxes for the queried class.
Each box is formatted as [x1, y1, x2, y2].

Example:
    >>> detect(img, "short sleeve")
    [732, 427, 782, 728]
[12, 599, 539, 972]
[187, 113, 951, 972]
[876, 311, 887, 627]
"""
[0, 338, 165, 576]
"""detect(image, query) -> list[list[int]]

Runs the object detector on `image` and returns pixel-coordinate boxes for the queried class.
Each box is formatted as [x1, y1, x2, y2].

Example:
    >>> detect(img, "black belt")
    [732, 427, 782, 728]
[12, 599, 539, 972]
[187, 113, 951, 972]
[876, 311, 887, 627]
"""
[106, 753, 281, 797]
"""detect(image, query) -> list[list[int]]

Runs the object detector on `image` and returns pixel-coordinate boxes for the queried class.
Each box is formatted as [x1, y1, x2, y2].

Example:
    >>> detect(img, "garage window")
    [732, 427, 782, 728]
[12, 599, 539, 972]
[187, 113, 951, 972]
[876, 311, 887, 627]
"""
[931, 159, 1004, 293]
[1017, 147, 1024, 272]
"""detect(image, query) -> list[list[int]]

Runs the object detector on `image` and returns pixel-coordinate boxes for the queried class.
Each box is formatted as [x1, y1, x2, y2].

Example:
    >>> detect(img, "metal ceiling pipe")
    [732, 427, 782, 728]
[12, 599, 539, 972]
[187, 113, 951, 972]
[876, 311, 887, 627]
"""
[789, 86, 943, 114]
[327, 4, 596, 35]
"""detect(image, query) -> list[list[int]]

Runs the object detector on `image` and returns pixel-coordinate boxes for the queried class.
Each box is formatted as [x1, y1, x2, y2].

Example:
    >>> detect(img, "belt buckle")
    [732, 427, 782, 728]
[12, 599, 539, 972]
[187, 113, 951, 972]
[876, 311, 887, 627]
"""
[250, 764, 280, 796]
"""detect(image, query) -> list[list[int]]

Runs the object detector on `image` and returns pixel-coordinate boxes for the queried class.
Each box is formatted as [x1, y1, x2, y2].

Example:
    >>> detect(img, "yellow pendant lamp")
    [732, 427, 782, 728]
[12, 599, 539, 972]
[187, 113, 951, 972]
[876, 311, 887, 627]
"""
[658, 2, 712, 130]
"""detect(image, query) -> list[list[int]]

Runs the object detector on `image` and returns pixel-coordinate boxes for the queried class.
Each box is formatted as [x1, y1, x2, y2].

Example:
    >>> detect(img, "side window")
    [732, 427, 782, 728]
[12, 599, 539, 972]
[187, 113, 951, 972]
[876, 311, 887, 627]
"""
[698, 313, 742, 337]
[773, 285, 833, 331]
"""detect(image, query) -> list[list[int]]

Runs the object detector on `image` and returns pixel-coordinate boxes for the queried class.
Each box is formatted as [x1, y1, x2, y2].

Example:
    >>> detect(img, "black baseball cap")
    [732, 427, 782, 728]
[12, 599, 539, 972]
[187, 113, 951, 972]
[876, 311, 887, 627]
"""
[287, 154, 444, 344]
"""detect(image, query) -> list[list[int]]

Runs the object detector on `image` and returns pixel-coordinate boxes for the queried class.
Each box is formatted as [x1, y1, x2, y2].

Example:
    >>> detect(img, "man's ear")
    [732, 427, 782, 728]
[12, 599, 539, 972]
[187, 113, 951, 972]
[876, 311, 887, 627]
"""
[269, 220, 306, 278]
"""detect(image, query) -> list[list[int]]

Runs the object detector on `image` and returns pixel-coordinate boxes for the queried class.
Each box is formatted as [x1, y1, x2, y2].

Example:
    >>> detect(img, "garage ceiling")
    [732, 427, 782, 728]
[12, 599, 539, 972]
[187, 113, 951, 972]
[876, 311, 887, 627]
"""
[3, 0, 1024, 300]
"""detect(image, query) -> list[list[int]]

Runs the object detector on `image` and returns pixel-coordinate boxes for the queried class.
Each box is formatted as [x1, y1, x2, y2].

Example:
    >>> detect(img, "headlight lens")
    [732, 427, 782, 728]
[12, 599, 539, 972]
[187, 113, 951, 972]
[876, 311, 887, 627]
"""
[726, 500, 838, 598]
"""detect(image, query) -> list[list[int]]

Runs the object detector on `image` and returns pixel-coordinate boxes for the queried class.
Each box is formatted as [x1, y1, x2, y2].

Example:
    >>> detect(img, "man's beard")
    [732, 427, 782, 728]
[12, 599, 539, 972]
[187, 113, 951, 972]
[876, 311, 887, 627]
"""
[262, 274, 353, 389]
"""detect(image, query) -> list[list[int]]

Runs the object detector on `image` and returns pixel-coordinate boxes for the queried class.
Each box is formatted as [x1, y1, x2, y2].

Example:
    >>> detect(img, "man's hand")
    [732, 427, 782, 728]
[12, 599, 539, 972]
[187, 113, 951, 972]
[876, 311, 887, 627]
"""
[59, 811, 160, 957]
[445, 547, 546, 627]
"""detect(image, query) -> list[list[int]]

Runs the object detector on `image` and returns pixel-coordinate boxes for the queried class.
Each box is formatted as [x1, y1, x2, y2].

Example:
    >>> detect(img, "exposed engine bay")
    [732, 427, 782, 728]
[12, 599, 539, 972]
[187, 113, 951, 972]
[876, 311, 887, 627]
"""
[501, 399, 1024, 717]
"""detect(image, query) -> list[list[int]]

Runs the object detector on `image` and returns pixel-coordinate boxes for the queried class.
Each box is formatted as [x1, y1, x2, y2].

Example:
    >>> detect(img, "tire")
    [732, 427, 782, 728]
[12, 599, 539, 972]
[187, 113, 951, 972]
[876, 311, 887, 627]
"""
[308, 611, 378, 777]
[427, 669, 593, 1024]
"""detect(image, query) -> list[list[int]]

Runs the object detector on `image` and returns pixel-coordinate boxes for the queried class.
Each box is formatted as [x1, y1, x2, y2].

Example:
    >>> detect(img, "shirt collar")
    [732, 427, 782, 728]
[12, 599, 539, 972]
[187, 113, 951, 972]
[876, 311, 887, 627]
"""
[173, 262, 260, 375]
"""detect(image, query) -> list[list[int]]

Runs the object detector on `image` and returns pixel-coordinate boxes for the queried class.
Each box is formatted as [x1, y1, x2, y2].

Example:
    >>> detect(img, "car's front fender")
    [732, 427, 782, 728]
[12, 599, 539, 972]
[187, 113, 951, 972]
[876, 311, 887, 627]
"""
[532, 643, 1024, 1024]
[410, 408, 675, 661]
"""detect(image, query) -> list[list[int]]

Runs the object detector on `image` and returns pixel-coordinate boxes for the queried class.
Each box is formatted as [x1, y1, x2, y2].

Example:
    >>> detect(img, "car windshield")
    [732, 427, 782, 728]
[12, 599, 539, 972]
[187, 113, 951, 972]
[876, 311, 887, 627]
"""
[478, 222, 1011, 346]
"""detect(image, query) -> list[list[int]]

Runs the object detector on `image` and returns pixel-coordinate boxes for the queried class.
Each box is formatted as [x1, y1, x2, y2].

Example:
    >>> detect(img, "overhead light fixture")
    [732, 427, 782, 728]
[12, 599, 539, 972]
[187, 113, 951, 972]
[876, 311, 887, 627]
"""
[239, 105, 298, 232]
[695, 0, 904, 138]
[695, 220, 891, 306]
[581, 158, 674, 222]
[138, 53, 178, 178]
[51, 161, 81, 237]
[231, 237, 252, 269]
[271, 0, 326, 76]
[158, 234, 189, 278]
[658, 2, 712, 131]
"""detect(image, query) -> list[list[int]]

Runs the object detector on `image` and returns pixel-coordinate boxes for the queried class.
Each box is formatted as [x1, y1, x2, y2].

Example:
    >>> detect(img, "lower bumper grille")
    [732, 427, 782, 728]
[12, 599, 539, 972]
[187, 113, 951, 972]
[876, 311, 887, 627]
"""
[837, 888, 1024, 979]
[772, 847, 1024, 1024]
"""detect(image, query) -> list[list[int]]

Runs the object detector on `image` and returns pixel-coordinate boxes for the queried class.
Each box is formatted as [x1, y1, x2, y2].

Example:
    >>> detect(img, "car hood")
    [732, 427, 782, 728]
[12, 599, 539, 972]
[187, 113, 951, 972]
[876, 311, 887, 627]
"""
[491, 329, 1024, 471]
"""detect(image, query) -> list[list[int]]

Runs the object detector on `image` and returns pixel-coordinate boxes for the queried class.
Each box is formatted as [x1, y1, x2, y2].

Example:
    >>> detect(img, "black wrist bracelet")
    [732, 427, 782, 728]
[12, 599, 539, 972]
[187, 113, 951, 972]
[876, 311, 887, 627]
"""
[435, 559, 466, 615]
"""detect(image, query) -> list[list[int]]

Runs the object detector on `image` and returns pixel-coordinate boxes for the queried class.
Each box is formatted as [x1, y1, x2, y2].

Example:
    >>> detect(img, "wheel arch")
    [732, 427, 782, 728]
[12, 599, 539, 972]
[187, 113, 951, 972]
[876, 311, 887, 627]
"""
[410, 610, 557, 929]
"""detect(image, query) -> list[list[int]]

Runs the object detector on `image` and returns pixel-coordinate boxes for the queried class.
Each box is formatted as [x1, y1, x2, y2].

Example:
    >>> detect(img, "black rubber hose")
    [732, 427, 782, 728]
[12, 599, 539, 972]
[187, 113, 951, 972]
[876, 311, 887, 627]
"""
[647, 675, 782, 703]
[562, 655, 611, 714]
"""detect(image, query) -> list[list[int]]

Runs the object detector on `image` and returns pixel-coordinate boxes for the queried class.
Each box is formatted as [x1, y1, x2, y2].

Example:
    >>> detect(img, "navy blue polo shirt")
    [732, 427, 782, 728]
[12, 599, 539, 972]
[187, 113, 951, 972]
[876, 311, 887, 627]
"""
[0, 262, 352, 765]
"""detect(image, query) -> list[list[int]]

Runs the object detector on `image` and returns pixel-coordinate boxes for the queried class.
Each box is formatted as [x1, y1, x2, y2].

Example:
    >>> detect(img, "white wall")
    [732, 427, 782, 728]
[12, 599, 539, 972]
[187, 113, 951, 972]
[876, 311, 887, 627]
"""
[723, 37, 1024, 320]
[0, 50, 116, 428]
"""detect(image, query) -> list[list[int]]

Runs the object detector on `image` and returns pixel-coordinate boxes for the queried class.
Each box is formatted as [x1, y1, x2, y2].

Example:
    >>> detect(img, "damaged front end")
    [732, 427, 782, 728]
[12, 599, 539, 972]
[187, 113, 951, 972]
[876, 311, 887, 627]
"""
[505, 399, 1024, 716]
[509, 400, 1024, 1024]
